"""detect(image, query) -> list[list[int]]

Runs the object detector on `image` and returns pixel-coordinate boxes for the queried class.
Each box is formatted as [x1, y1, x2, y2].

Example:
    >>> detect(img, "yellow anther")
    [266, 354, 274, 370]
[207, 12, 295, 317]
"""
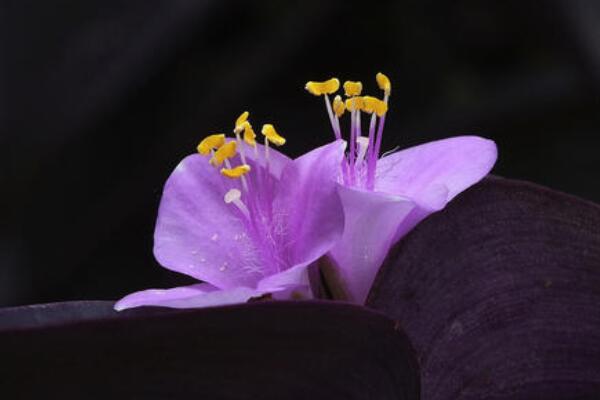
[235, 111, 249, 128]
[210, 141, 237, 166]
[220, 164, 251, 179]
[333, 95, 345, 117]
[240, 121, 256, 146]
[343, 81, 363, 97]
[361, 96, 388, 117]
[304, 78, 340, 96]
[261, 124, 286, 146]
[197, 134, 226, 155]
[376, 72, 391, 95]
[345, 96, 365, 112]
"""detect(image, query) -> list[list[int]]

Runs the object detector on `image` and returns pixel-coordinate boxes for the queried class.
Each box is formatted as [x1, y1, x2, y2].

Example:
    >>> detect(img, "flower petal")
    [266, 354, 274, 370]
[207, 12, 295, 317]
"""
[375, 136, 497, 210]
[242, 141, 291, 179]
[328, 185, 416, 304]
[114, 283, 265, 310]
[272, 140, 346, 268]
[153, 154, 289, 289]
[257, 263, 311, 292]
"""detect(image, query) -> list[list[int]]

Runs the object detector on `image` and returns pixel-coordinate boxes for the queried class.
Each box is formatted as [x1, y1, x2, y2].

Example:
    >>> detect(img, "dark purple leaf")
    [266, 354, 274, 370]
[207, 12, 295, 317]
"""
[0, 300, 419, 399]
[367, 176, 600, 400]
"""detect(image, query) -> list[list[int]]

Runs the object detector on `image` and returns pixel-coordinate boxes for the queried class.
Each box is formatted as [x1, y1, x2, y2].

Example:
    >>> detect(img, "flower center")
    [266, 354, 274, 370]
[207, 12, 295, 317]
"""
[196, 113, 288, 273]
[196, 112, 286, 210]
[305, 72, 392, 191]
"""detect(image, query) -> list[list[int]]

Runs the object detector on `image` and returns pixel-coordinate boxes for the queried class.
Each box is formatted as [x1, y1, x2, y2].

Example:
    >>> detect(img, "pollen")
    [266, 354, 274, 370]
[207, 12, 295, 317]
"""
[221, 164, 251, 179]
[345, 96, 365, 112]
[333, 95, 346, 117]
[262, 124, 286, 146]
[376, 72, 391, 95]
[305, 78, 340, 96]
[240, 121, 256, 146]
[361, 96, 388, 117]
[235, 111, 249, 132]
[197, 134, 226, 155]
[343, 81, 363, 97]
[210, 141, 237, 166]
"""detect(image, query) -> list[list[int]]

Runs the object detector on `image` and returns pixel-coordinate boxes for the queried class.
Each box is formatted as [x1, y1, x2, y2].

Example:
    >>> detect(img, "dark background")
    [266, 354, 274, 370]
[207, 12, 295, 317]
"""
[2, 0, 599, 307]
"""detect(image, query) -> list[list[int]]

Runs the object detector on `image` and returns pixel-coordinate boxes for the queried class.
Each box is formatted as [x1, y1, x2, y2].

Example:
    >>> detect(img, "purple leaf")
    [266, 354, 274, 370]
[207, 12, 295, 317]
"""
[0, 301, 419, 399]
[367, 176, 600, 400]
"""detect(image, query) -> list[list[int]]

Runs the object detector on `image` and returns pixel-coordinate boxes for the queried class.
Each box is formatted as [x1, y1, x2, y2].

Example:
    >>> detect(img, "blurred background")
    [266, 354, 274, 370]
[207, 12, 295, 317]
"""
[2, 0, 599, 307]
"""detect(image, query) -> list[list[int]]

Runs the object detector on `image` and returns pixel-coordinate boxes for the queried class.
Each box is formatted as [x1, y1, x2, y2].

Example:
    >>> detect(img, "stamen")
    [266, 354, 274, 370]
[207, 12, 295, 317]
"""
[234, 132, 247, 162]
[241, 122, 257, 146]
[355, 105, 362, 138]
[361, 96, 387, 177]
[261, 124, 286, 146]
[263, 136, 271, 177]
[356, 136, 369, 166]
[234, 111, 250, 133]
[346, 99, 364, 184]
[260, 125, 280, 194]
[331, 95, 345, 140]
[362, 96, 388, 117]
[224, 188, 250, 219]
[197, 134, 226, 155]
[348, 97, 364, 179]
[372, 73, 391, 161]
[221, 164, 251, 179]
[368, 73, 392, 190]
[333, 95, 346, 117]
[323, 94, 340, 140]
[305, 78, 340, 96]
[332, 94, 350, 183]
[210, 141, 237, 166]
[224, 157, 249, 192]
[305, 79, 342, 140]
[376, 72, 391, 97]
[366, 111, 377, 164]
[343, 81, 363, 97]
[345, 97, 364, 112]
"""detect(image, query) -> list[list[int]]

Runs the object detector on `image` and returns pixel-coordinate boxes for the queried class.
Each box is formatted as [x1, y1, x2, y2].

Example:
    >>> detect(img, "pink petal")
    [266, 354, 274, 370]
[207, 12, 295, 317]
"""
[242, 141, 291, 179]
[329, 185, 416, 304]
[273, 140, 346, 268]
[153, 154, 290, 289]
[257, 263, 311, 292]
[114, 283, 265, 310]
[375, 136, 497, 210]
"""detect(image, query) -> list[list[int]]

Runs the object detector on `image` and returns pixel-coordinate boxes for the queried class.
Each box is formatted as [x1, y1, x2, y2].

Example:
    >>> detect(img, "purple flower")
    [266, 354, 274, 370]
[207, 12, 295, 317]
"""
[305, 74, 498, 303]
[115, 114, 345, 310]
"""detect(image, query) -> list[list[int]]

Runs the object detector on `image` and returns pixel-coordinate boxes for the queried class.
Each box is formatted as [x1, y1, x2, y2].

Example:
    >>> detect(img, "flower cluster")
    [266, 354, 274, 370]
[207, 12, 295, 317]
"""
[115, 73, 497, 310]
[304, 74, 497, 302]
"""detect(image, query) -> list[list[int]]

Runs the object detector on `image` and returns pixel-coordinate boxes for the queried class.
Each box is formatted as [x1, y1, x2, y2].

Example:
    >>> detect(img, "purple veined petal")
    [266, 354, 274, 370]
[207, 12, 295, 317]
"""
[115, 264, 315, 311]
[269, 285, 312, 300]
[241, 141, 291, 180]
[153, 154, 278, 289]
[375, 136, 497, 210]
[272, 140, 346, 268]
[114, 283, 266, 311]
[257, 263, 311, 292]
[328, 185, 416, 304]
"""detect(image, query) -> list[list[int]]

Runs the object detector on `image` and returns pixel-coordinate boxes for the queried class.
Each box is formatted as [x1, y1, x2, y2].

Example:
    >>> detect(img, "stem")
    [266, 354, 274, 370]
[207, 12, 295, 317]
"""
[324, 94, 341, 140]
[349, 109, 356, 184]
